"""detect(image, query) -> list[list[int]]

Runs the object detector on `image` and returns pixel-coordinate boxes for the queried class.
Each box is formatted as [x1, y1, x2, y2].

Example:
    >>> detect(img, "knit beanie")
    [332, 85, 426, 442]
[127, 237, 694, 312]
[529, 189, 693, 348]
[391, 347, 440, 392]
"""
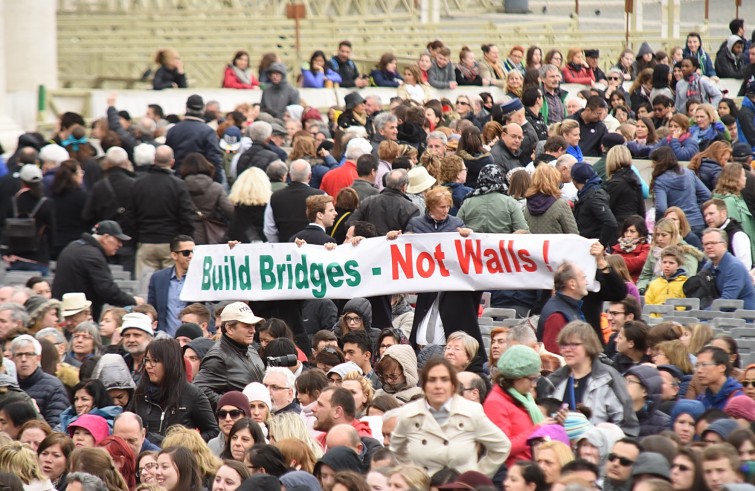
[570, 161, 597, 184]
[564, 411, 594, 442]
[217, 391, 251, 418]
[703, 419, 740, 441]
[670, 399, 706, 424]
[243, 382, 272, 411]
[175, 322, 203, 341]
[725, 395, 755, 421]
[497, 345, 541, 379]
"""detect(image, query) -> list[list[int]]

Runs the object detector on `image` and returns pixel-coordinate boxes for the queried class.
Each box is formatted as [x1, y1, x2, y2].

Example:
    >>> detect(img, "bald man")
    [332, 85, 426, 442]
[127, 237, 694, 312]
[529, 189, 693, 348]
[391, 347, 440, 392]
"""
[492, 123, 524, 174]
[326, 423, 381, 472]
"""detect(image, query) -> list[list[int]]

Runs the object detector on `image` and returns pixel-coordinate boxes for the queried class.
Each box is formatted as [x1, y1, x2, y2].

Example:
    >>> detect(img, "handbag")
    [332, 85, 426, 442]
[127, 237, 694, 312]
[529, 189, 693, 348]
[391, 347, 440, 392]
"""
[682, 267, 719, 310]
[197, 211, 227, 244]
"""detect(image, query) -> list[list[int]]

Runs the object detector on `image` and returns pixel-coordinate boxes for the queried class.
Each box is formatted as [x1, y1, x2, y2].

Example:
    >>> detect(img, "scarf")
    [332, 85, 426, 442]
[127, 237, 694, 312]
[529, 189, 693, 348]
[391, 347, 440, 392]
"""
[350, 110, 367, 126]
[61, 135, 88, 151]
[507, 386, 544, 424]
[685, 73, 701, 100]
[576, 174, 602, 201]
[470, 164, 505, 197]
[457, 61, 479, 81]
[232, 64, 252, 85]
[618, 236, 645, 253]
[485, 56, 505, 80]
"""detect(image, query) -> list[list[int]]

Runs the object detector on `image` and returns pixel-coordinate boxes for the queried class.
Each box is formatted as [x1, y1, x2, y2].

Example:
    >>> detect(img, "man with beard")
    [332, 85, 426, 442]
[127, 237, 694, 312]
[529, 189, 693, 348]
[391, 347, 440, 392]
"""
[312, 386, 372, 448]
[119, 312, 154, 381]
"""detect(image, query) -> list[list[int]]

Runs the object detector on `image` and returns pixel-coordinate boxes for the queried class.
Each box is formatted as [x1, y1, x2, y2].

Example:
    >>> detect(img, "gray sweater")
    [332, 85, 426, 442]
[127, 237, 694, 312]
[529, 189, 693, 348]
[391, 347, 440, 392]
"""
[428, 61, 456, 89]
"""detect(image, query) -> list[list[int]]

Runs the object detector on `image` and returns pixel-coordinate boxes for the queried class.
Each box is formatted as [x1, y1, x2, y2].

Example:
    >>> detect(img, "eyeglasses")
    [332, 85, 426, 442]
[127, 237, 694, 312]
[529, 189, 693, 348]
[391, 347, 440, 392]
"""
[444, 345, 463, 353]
[218, 409, 244, 419]
[381, 372, 403, 382]
[13, 352, 37, 359]
[461, 386, 476, 392]
[138, 462, 158, 476]
[264, 384, 290, 391]
[173, 249, 193, 257]
[672, 463, 692, 472]
[144, 357, 160, 366]
[625, 379, 643, 386]
[379, 343, 395, 350]
[506, 134, 524, 140]
[606, 310, 625, 317]
[558, 342, 583, 350]
[742, 380, 755, 388]
[694, 362, 719, 369]
[608, 453, 635, 467]
[344, 315, 361, 324]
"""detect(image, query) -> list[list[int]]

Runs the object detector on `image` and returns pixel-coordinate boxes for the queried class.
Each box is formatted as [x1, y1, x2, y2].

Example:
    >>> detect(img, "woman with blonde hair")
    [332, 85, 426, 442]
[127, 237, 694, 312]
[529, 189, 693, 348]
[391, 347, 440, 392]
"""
[652, 340, 693, 374]
[561, 48, 594, 85]
[505, 70, 524, 98]
[342, 371, 374, 418]
[606, 254, 641, 302]
[388, 465, 430, 491]
[524, 164, 579, 235]
[162, 425, 222, 483]
[605, 145, 645, 226]
[636, 218, 703, 292]
[713, 162, 755, 248]
[69, 447, 129, 491]
[535, 440, 575, 486]
[685, 323, 714, 355]
[226, 167, 272, 243]
[267, 412, 323, 459]
[687, 140, 732, 191]
[663, 206, 702, 249]
[690, 103, 727, 152]
[153, 48, 186, 90]
[551, 119, 583, 160]
[0, 441, 53, 490]
[398, 64, 431, 103]
[273, 438, 317, 473]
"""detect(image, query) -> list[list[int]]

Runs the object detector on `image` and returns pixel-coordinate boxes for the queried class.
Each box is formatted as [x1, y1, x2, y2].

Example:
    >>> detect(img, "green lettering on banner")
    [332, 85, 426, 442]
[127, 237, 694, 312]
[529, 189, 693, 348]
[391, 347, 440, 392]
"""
[344, 260, 361, 286]
[201, 256, 213, 290]
[294, 255, 310, 289]
[327, 263, 344, 287]
[239, 256, 252, 290]
[311, 262, 326, 298]
[260, 255, 275, 290]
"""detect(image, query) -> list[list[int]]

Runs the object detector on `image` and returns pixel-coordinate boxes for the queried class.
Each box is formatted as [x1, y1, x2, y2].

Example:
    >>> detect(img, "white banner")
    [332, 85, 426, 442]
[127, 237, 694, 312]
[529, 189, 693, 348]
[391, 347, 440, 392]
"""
[179, 233, 598, 302]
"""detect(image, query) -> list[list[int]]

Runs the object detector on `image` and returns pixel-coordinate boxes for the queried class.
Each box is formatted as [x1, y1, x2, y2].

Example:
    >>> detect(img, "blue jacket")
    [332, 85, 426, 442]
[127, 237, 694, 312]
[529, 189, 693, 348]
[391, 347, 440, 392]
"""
[652, 135, 700, 161]
[697, 158, 723, 191]
[698, 376, 744, 409]
[444, 182, 473, 216]
[165, 117, 224, 183]
[683, 47, 717, 78]
[301, 68, 342, 88]
[653, 167, 710, 230]
[370, 69, 403, 88]
[309, 155, 339, 190]
[566, 145, 584, 161]
[57, 405, 123, 433]
[690, 122, 727, 151]
[147, 266, 173, 335]
[704, 251, 755, 309]
[407, 213, 465, 234]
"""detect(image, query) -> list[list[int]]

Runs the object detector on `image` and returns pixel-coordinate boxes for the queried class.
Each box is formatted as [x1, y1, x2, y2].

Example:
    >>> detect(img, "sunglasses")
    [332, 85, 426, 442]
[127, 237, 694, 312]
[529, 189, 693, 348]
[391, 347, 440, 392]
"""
[742, 380, 755, 388]
[456, 101, 470, 106]
[607, 76, 621, 80]
[218, 409, 244, 419]
[608, 453, 635, 467]
[173, 249, 193, 257]
[672, 463, 692, 472]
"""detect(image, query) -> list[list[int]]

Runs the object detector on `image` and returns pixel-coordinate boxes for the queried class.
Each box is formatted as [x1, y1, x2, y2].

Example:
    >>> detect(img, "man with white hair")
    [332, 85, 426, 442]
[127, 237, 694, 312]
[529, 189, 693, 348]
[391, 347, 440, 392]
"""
[265, 159, 325, 243]
[555, 154, 578, 202]
[82, 146, 138, 274]
[132, 143, 156, 173]
[13, 334, 69, 426]
[263, 366, 299, 414]
[320, 137, 372, 197]
[39, 143, 70, 194]
[235, 121, 280, 177]
[370, 113, 398, 154]
[425, 131, 448, 157]
[0, 303, 28, 341]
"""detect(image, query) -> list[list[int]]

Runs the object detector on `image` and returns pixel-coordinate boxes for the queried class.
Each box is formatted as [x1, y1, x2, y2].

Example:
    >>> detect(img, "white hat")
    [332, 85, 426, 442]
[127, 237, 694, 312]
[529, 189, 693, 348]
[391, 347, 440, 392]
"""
[19, 164, 42, 183]
[220, 302, 264, 324]
[327, 361, 363, 379]
[61, 292, 92, 317]
[242, 382, 272, 410]
[406, 166, 437, 194]
[119, 312, 154, 336]
[38, 144, 70, 166]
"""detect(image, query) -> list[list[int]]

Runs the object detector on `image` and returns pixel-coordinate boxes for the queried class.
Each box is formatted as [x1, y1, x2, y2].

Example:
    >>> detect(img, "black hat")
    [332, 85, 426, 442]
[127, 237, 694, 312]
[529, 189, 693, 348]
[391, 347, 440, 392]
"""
[175, 323, 203, 341]
[92, 220, 131, 241]
[584, 49, 600, 58]
[601, 132, 626, 150]
[732, 142, 752, 160]
[186, 94, 204, 112]
[500, 98, 524, 114]
[344, 92, 366, 110]
[117, 110, 131, 121]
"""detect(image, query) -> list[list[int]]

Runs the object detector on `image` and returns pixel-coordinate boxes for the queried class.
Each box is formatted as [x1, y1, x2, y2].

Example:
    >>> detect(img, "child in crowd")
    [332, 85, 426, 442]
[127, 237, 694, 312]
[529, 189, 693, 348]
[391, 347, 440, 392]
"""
[644, 245, 688, 307]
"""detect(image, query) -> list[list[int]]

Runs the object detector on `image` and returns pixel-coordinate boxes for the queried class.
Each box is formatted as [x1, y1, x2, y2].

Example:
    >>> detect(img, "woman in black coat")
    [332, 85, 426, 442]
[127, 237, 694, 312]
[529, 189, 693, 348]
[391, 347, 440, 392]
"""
[605, 145, 645, 229]
[129, 338, 218, 445]
[457, 126, 495, 189]
[51, 159, 88, 258]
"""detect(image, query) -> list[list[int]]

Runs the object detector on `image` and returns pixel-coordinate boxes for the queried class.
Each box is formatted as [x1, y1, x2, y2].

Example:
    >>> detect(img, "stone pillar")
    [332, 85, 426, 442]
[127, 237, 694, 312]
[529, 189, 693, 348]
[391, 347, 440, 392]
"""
[660, 0, 681, 41]
[420, 0, 440, 24]
[631, 0, 643, 34]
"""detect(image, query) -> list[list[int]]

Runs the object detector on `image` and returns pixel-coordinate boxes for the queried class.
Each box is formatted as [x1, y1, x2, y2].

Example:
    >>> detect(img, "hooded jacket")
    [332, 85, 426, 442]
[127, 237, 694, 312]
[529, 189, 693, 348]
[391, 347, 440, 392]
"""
[524, 194, 580, 235]
[605, 167, 645, 226]
[314, 446, 363, 476]
[653, 167, 711, 230]
[625, 365, 671, 437]
[260, 63, 300, 119]
[699, 376, 745, 410]
[644, 268, 688, 307]
[93, 354, 136, 392]
[697, 158, 724, 191]
[373, 344, 423, 403]
[575, 423, 626, 468]
[573, 178, 618, 248]
[715, 35, 746, 79]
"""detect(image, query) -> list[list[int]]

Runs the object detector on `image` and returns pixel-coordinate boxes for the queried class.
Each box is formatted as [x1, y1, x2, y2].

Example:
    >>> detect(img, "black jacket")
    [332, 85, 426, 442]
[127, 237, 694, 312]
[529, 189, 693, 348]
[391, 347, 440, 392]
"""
[236, 141, 280, 175]
[193, 334, 265, 409]
[165, 117, 223, 182]
[525, 107, 548, 141]
[570, 109, 608, 157]
[152, 66, 187, 90]
[52, 233, 135, 319]
[491, 141, 522, 174]
[573, 185, 618, 248]
[270, 182, 325, 244]
[82, 167, 136, 234]
[227, 204, 266, 243]
[460, 152, 495, 188]
[290, 224, 336, 245]
[18, 367, 69, 428]
[130, 382, 218, 444]
[605, 168, 645, 226]
[129, 166, 195, 244]
[347, 187, 419, 236]
[52, 187, 88, 256]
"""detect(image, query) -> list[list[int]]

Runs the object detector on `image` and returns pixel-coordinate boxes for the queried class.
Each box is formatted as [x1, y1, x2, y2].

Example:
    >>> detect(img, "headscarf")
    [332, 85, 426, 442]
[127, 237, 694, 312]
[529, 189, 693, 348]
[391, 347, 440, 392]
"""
[470, 164, 506, 197]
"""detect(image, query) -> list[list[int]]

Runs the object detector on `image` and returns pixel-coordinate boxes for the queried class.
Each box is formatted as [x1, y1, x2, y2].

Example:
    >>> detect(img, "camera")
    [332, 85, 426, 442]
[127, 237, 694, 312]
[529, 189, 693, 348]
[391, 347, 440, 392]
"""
[266, 354, 298, 367]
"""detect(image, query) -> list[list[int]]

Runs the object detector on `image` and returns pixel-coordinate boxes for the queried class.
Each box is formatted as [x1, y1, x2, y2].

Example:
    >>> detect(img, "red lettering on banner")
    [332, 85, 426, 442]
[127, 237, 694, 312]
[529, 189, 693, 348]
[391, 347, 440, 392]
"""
[498, 241, 512, 271]
[455, 239, 483, 274]
[434, 244, 450, 277]
[416, 252, 435, 278]
[391, 243, 414, 279]
[520, 248, 537, 272]
[483, 249, 504, 273]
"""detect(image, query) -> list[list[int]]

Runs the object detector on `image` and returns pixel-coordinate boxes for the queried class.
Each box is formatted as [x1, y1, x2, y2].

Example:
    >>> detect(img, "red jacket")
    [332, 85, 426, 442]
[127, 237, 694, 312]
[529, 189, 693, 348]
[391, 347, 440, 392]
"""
[320, 161, 358, 198]
[316, 417, 373, 449]
[222, 66, 259, 89]
[483, 385, 537, 465]
[611, 242, 650, 282]
[561, 65, 595, 85]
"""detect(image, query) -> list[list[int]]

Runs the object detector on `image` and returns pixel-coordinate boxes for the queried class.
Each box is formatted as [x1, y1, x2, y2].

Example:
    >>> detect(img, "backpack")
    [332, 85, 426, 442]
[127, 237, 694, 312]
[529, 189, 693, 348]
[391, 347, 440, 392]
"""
[5, 196, 47, 252]
[682, 268, 720, 309]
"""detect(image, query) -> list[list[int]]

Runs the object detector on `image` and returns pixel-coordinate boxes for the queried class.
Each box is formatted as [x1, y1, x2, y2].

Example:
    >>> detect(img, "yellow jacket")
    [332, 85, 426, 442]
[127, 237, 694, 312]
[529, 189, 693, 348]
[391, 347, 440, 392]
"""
[645, 270, 687, 310]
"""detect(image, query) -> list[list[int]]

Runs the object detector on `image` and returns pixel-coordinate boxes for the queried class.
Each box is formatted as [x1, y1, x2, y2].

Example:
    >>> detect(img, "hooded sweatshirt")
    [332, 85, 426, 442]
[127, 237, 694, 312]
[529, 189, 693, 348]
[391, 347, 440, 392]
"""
[313, 446, 363, 477]
[625, 365, 670, 437]
[260, 62, 300, 119]
[576, 423, 626, 468]
[715, 35, 746, 79]
[93, 353, 136, 392]
[342, 298, 372, 329]
[374, 344, 423, 403]
[644, 267, 688, 307]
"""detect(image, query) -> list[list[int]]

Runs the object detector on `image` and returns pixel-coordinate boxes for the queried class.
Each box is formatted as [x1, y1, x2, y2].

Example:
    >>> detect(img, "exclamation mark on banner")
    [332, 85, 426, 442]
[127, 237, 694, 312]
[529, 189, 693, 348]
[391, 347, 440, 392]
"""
[543, 240, 553, 271]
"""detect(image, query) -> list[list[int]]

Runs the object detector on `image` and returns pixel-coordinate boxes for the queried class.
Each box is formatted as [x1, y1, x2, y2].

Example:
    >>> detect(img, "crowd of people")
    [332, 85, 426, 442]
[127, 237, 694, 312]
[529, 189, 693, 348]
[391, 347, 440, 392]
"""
[2, 17, 755, 491]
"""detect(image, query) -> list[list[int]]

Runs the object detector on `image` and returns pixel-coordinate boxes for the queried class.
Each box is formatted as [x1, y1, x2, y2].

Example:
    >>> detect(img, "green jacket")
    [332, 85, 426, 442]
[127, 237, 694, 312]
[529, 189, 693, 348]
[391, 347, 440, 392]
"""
[457, 193, 529, 233]
[714, 192, 755, 260]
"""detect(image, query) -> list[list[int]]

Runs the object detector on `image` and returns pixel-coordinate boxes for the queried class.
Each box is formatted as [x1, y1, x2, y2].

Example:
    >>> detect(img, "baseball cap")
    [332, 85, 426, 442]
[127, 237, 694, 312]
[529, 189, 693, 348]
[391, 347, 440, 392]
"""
[186, 94, 204, 112]
[732, 142, 752, 160]
[92, 220, 131, 241]
[19, 164, 43, 183]
[119, 312, 155, 336]
[221, 302, 264, 324]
